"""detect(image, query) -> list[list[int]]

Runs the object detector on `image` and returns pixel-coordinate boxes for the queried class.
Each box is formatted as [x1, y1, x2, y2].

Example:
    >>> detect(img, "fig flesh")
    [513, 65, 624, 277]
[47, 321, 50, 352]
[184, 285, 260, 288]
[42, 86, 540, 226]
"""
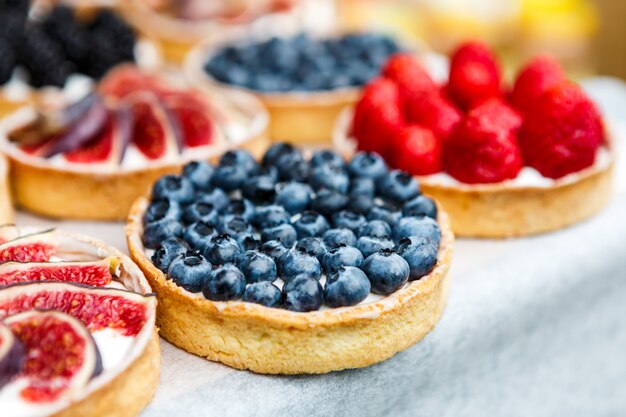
[0, 257, 119, 287]
[164, 93, 214, 148]
[5, 311, 102, 403]
[0, 321, 24, 390]
[0, 230, 57, 263]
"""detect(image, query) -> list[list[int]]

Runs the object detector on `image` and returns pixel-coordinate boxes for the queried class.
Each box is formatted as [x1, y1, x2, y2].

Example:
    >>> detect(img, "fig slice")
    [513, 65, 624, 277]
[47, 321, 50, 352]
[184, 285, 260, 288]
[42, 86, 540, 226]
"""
[0, 282, 155, 336]
[163, 93, 214, 148]
[99, 66, 167, 100]
[5, 311, 102, 403]
[0, 230, 57, 263]
[0, 257, 120, 287]
[0, 321, 24, 390]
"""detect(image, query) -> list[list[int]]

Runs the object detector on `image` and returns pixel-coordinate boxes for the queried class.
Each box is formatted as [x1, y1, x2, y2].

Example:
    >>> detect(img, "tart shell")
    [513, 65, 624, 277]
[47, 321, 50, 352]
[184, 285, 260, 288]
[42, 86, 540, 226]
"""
[126, 196, 454, 374]
[0, 154, 13, 224]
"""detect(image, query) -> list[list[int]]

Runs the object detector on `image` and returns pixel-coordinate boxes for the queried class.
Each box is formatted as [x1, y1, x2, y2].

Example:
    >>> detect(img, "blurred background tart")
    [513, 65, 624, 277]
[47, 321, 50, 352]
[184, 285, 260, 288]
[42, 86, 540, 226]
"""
[0, 66, 269, 221]
[186, 31, 410, 144]
[0, 155, 12, 224]
[0, 0, 161, 118]
[335, 43, 614, 237]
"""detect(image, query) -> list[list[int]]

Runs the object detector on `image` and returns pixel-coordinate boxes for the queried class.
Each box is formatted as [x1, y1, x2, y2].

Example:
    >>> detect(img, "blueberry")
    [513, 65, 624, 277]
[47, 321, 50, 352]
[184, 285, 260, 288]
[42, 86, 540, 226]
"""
[260, 240, 288, 260]
[322, 245, 364, 273]
[357, 220, 392, 239]
[252, 204, 290, 229]
[349, 177, 376, 198]
[292, 210, 329, 238]
[262, 143, 298, 167]
[323, 228, 357, 249]
[237, 233, 261, 251]
[202, 264, 246, 301]
[167, 251, 212, 293]
[261, 223, 297, 248]
[362, 249, 410, 295]
[377, 170, 420, 202]
[282, 275, 323, 312]
[142, 219, 183, 249]
[243, 281, 282, 307]
[275, 151, 309, 182]
[294, 237, 326, 261]
[143, 199, 181, 225]
[310, 165, 349, 193]
[197, 188, 229, 211]
[256, 165, 278, 183]
[236, 250, 277, 283]
[152, 175, 194, 204]
[278, 248, 322, 282]
[242, 176, 276, 204]
[221, 199, 255, 221]
[182, 161, 214, 190]
[211, 164, 247, 192]
[349, 195, 375, 214]
[402, 195, 438, 220]
[182, 201, 219, 225]
[310, 150, 344, 168]
[356, 235, 394, 258]
[219, 215, 253, 236]
[219, 149, 259, 175]
[324, 267, 371, 307]
[183, 221, 217, 250]
[348, 152, 388, 181]
[203, 234, 241, 265]
[393, 216, 441, 245]
[275, 182, 313, 214]
[397, 236, 439, 281]
[367, 202, 402, 225]
[152, 237, 190, 273]
[332, 210, 366, 232]
[310, 189, 348, 216]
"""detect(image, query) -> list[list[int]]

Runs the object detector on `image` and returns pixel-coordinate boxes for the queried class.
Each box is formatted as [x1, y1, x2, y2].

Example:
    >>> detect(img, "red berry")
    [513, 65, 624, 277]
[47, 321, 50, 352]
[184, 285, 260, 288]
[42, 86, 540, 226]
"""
[352, 78, 404, 159]
[511, 56, 565, 114]
[444, 103, 523, 184]
[406, 93, 462, 144]
[393, 125, 442, 175]
[382, 53, 438, 106]
[448, 41, 502, 109]
[518, 82, 603, 179]
[469, 98, 523, 134]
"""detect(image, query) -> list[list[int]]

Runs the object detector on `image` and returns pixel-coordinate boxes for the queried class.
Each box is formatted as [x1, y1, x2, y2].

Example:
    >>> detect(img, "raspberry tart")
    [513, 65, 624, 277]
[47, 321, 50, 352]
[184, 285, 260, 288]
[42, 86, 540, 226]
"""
[0, 2, 160, 118]
[127, 144, 453, 374]
[335, 44, 614, 237]
[186, 32, 403, 144]
[0, 225, 159, 417]
[0, 155, 12, 224]
[1, 66, 269, 220]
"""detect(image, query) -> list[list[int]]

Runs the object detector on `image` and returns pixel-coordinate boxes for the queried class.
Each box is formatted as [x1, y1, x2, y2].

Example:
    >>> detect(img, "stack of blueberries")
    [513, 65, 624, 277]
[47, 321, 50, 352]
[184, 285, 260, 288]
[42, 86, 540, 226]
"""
[204, 33, 401, 92]
[143, 144, 442, 312]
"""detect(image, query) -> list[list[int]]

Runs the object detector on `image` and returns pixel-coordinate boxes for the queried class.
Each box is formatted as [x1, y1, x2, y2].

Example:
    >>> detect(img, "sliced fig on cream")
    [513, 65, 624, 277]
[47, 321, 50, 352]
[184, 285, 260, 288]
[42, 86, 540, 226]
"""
[0, 257, 119, 287]
[99, 66, 166, 100]
[163, 93, 214, 148]
[0, 282, 155, 336]
[0, 321, 24, 390]
[5, 311, 102, 403]
[0, 230, 57, 263]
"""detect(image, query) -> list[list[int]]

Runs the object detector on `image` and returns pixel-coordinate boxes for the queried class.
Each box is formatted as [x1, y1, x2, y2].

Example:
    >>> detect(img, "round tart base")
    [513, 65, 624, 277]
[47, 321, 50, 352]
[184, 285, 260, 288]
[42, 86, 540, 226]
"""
[127, 196, 454, 374]
[0, 154, 13, 223]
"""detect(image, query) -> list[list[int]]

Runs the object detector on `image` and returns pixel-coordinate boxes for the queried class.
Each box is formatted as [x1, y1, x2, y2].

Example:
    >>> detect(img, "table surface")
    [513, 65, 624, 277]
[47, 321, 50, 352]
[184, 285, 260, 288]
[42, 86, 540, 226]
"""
[14, 77, 626, 417]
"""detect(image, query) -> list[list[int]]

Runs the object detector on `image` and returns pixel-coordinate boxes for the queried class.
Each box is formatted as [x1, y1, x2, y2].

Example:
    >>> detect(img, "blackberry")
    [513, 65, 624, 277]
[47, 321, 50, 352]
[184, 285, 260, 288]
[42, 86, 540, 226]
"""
[81, 31, 121, 79]
[0, 40, 16, 84]
[0, 0, 29, 16]
[18, 27, 70, 87]
[0, 11, 26, 48]
[89, 10, 136, 58]
[42, 6, 90, 64]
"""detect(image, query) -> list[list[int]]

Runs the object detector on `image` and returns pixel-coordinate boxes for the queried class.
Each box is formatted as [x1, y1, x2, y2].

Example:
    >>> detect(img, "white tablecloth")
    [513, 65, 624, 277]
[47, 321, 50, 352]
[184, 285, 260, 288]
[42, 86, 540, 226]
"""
[15, 77, 626, 417]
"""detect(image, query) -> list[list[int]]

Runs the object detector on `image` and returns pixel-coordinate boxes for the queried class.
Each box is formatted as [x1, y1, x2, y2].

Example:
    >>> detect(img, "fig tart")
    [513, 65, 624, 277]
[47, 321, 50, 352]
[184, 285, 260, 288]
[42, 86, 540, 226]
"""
[0, 155, 12, 224]
[0, 225, 159, 417]
[127, 143, 453, 374]
[0, 66, 269, 220]
[335, 43, 614, 237]
[186, 32, 406, 144]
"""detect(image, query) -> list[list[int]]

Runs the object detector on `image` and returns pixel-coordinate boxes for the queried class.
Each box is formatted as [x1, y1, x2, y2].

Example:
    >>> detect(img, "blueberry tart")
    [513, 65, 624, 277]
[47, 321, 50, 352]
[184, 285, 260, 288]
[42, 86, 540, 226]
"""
[127, 144, 454, 374]
[0, 155, 12, 223]
[186, 32, 406, 144]
[0, 66, 269, 220]
[0, 225, 159, 417]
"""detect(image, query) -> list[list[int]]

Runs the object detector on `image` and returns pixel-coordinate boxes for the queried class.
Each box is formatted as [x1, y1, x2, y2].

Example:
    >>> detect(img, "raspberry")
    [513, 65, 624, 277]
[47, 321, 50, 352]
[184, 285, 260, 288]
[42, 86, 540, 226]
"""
[352, 78, 404, 159]
[405, 93, 462, 143]
[382, 53, 438, 106]
[444, 103, 523, 184]
[448, 41, 502, 109]
[518, 82, 603, 179]
[393, 125, 442, 175]
[469, 98, 523, 133]
[511, 56, 564, 114]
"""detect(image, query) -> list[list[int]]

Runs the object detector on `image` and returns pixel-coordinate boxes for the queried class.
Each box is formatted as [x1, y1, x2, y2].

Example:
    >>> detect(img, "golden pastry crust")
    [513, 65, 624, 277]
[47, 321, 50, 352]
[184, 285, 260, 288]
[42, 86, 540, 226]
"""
[0, 154, 13, 224]
[333, 111, 615, 238]
[126, 196, 454, 374]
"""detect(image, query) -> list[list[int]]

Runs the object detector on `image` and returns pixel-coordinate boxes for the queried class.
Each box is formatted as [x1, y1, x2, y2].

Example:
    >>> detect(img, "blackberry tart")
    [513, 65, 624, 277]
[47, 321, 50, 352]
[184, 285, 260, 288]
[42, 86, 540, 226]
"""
[127, 144, 454, 374]
[335, 44, 614, 237]
[186, 32, 405, 144]
[0, 66, 269, 220]
[0, 226, 159, 417]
